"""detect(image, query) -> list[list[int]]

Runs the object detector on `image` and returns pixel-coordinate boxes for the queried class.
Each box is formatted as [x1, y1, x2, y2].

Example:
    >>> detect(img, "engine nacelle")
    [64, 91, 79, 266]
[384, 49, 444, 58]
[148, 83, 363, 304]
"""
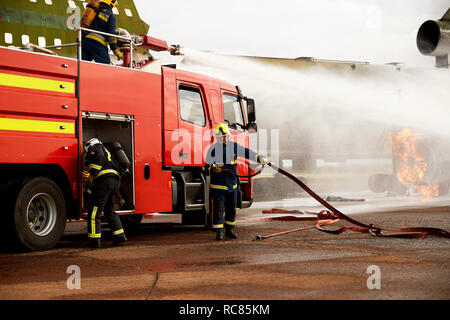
[417, 20, 450, 56]
[416, 9, 450, 67]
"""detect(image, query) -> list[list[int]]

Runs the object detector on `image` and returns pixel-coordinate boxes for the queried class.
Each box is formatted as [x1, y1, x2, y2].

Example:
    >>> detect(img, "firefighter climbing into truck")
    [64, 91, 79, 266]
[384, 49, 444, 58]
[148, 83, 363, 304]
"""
[83, 138, 128, 248]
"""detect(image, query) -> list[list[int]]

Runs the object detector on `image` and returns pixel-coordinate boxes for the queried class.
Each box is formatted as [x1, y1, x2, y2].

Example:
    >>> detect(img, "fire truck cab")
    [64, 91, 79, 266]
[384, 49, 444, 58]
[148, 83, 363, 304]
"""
[0, 46, 258, 251]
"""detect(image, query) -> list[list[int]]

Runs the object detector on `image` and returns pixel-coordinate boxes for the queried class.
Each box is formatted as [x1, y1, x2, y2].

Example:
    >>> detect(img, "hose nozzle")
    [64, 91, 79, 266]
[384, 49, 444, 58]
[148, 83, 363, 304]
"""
[254, 234, 263, 241]
[168, 44, 183, 56]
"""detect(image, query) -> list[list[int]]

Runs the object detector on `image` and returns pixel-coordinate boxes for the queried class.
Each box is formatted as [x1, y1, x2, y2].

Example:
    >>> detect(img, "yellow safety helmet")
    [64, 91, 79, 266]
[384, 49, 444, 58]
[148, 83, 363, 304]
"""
[101, 0, 118, 8]
[214, 123, 230, 137]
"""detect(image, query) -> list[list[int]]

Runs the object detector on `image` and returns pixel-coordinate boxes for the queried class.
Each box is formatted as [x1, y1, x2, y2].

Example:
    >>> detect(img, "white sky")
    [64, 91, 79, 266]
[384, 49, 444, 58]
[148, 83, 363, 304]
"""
[134, 0, 449, 67]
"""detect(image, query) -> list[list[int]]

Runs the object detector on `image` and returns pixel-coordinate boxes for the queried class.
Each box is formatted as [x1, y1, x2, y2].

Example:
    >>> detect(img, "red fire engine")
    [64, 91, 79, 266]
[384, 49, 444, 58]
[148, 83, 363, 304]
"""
[0, 35, 258, 251]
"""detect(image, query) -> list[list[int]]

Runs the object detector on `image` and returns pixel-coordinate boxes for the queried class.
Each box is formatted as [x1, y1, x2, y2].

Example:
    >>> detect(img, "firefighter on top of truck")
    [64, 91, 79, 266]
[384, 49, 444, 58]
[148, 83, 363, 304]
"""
[81, 0, 123, 64]
[206, 123, 270, 240]
[83, 138, 127, 248]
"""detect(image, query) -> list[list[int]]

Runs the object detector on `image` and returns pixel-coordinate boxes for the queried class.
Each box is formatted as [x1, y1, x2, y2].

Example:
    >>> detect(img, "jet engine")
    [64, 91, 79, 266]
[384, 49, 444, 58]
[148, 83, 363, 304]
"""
[417, 8, 450, 67]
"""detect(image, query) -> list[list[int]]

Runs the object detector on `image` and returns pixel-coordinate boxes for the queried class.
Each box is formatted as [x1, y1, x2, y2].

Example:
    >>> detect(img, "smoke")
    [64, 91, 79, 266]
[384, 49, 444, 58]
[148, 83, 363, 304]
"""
[171, 49, 450, 202]
[137, 0, 450, 153]
[137, 0, 450, 195]
[135, 0, 450, 67]
[173, 48, 450, 198]
[178, 47, 450, 137]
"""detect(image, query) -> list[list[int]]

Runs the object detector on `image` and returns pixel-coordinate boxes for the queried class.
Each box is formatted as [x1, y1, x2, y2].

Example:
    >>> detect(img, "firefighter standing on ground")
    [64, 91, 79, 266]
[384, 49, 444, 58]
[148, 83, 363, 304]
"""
[83, 138, 127, 248]
[206, 123, 270, 240]
[81, 0, 123, 64]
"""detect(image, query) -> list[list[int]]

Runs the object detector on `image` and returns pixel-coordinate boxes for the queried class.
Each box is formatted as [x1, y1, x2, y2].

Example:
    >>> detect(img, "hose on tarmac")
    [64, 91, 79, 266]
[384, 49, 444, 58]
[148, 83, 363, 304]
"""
[254, 163, 450, 240]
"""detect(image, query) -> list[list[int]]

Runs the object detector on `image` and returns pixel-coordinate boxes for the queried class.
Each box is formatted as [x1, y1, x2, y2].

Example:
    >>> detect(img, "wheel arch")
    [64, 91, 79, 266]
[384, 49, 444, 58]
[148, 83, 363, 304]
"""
[0, 163, 78, 219]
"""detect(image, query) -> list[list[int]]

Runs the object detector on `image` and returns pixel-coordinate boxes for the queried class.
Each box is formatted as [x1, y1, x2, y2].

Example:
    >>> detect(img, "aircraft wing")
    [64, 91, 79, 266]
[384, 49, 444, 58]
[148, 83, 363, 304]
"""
[440, 8, 450, 21]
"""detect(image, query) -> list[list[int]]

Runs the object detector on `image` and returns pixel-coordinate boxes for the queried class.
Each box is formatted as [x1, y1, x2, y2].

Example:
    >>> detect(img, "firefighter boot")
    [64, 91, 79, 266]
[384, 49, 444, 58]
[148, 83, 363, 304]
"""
[225, 229, 238, 239]
[216, 230, 224, 241]
[112, 234, 127, 246]
[87, 238, 101, 248]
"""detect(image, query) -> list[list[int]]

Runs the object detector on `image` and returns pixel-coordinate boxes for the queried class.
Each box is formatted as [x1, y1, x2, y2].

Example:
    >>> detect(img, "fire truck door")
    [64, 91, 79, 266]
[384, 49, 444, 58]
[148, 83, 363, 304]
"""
[222, 92, 251, 176]
[175, 83, 211, 166]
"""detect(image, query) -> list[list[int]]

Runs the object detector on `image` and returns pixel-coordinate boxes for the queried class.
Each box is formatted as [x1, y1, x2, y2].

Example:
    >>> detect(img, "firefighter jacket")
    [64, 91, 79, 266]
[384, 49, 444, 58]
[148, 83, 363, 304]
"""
[85, 143, 120, 182]
[83, 3, 118, 51]
[205, 141, 262, 192]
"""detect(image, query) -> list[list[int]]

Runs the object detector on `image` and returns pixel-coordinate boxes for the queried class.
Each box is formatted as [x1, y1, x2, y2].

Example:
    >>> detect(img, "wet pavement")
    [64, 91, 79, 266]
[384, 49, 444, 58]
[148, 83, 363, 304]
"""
[0, 194, 449, 300]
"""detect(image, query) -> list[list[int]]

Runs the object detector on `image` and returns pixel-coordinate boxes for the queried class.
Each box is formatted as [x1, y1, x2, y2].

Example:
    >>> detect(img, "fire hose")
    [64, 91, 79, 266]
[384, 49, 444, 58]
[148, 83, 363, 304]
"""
[253, 163, 450, 240]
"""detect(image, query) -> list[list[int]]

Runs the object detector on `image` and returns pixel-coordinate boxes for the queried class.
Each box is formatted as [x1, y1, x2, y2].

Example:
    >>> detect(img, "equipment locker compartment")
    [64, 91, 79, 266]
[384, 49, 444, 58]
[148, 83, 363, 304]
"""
[81, 111, 135, 213]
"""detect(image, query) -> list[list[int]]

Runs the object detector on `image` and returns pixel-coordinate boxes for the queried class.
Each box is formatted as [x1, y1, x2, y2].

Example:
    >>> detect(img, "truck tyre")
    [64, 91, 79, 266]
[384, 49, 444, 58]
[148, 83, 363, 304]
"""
[9, 177, 67, 251]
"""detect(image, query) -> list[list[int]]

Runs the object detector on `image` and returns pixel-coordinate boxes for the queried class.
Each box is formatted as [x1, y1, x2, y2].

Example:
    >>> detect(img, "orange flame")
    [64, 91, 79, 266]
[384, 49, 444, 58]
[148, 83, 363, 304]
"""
[391, 128, 438, 197]
[415, 185, 439, 198]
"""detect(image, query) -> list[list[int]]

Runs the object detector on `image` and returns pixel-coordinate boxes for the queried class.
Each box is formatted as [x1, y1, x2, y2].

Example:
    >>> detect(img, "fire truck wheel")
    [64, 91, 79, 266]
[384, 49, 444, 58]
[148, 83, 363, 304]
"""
[12, 177, 67, 251]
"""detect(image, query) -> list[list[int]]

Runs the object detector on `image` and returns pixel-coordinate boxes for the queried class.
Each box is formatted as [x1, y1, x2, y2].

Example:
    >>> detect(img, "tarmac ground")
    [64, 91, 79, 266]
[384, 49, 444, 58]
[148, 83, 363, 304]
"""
[1, 192, 449, 301]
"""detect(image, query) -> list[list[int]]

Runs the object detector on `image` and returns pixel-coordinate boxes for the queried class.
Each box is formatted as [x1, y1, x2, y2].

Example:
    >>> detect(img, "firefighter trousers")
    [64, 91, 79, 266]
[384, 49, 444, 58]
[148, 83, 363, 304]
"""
[87, 176, 124, 240]
[211, 189, 237, 232]
[82, 37, 111, 64]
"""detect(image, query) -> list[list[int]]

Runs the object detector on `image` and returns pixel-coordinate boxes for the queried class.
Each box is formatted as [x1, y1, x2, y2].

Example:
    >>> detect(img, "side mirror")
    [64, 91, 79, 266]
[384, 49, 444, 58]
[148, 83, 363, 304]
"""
[246, 98, 256, 123]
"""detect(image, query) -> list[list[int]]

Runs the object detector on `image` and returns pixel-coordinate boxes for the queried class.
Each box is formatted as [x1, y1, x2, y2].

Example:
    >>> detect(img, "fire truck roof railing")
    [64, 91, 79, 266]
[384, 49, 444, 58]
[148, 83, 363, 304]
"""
[76, 27, 134, 69]
[18, 27, 135, 69]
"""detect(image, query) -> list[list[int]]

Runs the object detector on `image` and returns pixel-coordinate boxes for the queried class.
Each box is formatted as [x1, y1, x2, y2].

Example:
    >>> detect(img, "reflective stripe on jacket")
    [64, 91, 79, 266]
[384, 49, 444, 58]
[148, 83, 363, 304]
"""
[85, 144, 120, 181]
[205, 141, 260, 192]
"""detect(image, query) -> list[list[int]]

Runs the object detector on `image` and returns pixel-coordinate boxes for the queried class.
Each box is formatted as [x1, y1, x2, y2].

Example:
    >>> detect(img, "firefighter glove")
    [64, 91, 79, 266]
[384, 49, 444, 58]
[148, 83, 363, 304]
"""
[114, 48, 123, 60]
[82, 171, 91, 180]
[260, 156, 270, 166]
[211, 163, 222, 174]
